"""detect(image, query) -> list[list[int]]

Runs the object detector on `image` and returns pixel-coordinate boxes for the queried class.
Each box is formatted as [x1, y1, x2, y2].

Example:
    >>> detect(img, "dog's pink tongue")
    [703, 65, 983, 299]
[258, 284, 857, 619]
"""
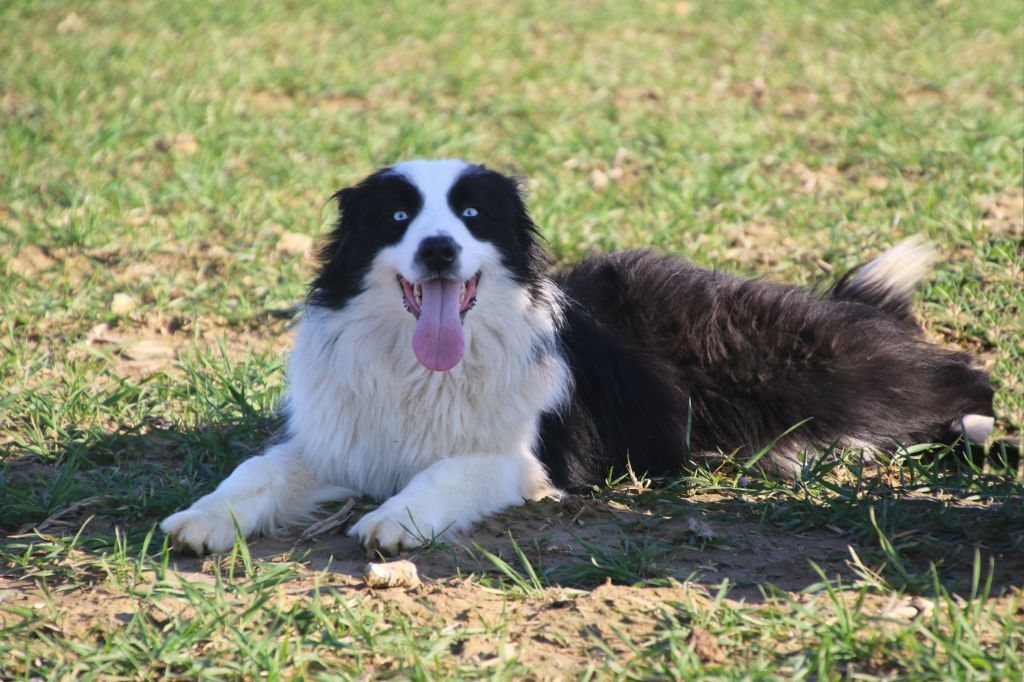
[412, 279, 465, 371]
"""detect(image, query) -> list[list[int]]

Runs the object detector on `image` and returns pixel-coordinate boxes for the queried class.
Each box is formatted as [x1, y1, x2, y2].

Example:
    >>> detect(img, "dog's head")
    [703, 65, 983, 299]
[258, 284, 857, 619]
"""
[311, 160, 548, 371]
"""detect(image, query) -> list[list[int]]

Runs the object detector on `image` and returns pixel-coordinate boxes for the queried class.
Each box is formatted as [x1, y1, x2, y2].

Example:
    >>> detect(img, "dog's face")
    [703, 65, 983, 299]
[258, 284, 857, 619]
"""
[311, 159, 545, 371]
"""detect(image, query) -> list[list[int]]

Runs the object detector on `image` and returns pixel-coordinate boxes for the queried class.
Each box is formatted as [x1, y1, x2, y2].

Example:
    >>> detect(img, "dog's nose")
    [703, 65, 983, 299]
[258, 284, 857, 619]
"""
[416, 236, 460, 273]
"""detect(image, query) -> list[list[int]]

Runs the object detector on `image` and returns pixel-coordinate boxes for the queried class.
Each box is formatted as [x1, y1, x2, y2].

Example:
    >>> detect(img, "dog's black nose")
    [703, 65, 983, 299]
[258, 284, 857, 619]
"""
[416, 235, 460, 273]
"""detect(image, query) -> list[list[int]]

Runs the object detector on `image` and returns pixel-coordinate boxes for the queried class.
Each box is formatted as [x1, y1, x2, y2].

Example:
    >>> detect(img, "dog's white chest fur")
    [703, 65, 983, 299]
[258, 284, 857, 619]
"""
[285, 272, 569, 499]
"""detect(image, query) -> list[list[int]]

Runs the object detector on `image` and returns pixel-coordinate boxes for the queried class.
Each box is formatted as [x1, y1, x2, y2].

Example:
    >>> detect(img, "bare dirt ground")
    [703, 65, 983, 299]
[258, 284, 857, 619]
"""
[4, 488, 1021, 676]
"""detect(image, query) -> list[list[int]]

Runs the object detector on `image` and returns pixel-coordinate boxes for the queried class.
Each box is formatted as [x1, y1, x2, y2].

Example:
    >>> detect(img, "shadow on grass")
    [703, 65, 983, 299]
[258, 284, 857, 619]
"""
[0, 414, 280, 536]
[1, 417, 1021, 603]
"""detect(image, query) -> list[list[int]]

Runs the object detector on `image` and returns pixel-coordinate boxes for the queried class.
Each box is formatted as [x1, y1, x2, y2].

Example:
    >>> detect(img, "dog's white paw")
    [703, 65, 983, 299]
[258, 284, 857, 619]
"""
[349, 508, 432, 556]
[160, 503, 238, 554]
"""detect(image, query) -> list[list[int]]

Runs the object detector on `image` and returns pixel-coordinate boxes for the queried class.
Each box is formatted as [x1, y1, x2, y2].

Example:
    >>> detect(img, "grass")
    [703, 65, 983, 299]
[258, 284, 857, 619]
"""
[1, 0, 1022, 678]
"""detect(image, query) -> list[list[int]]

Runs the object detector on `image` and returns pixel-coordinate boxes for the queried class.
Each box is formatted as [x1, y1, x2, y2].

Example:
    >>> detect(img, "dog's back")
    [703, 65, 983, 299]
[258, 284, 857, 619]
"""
[541, 242, 994, 482]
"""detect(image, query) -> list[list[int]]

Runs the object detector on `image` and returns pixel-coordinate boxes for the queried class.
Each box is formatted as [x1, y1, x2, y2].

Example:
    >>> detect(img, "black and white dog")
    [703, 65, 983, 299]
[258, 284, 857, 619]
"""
[162, 159, 994, 555]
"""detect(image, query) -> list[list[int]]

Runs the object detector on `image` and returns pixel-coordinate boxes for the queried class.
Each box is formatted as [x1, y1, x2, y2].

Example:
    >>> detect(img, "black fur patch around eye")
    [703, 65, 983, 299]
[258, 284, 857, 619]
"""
[447, 168, 550, 299]
[309, 170, 423, 309]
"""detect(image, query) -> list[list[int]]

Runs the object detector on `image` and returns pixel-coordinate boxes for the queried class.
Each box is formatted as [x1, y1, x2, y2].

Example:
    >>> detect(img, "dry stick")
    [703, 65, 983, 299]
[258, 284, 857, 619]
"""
[566, 500, 589, 528]
[299, 498, 357, 542]
[27, 496, 108, 533]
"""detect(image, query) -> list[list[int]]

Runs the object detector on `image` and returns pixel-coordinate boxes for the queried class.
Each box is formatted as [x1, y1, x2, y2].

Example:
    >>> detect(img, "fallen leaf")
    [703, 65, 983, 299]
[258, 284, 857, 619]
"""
[87, 323, 120, 345]
[589, 169, 609, 192]
[612, 147, 628, 169]
[674, 2, 695, 17]
[866, 175, 890, 192]
[56, 12, 85, 34]
[243, 91, 294, 113]
[883, 596, 934, 621]
[111, 338, 179, 375]
[155, 133, 199, 155]
[119, 339, 174, 362]
[276, 231, 314, 258]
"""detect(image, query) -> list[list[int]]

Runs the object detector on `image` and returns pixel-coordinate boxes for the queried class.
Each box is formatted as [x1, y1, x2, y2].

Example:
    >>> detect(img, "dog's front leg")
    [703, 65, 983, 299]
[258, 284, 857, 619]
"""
[161, 440, 354, 554]
[349, 452, 554, 555]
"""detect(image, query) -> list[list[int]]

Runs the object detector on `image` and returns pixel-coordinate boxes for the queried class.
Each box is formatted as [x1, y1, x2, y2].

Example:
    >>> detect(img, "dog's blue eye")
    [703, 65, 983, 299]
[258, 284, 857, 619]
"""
[462, 207, 479, 218]
[393, 211, 409, 222]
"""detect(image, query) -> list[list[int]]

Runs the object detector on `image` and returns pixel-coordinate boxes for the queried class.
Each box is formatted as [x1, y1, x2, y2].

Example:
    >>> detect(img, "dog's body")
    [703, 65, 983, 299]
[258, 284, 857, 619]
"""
[162, 159, 994, 554]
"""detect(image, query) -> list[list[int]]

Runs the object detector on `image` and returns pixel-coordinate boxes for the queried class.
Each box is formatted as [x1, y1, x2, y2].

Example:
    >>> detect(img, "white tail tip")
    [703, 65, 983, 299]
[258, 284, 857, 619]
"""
[851, 235, 936, 298]
[956, 414, 995, 442]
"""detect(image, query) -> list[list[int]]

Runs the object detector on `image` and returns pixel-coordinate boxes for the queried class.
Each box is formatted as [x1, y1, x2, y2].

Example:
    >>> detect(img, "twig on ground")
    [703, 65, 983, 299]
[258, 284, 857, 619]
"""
[299, 498, 356, 542]
[26, 496, 109, 533]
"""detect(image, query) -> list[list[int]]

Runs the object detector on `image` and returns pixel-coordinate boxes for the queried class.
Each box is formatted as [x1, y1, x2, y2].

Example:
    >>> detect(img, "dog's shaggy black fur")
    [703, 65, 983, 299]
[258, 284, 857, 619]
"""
[539, 250, 994, 487]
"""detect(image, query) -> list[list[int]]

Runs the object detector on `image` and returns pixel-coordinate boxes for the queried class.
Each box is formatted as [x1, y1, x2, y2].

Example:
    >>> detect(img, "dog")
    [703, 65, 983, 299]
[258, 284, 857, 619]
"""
[161, 159, 994, 555]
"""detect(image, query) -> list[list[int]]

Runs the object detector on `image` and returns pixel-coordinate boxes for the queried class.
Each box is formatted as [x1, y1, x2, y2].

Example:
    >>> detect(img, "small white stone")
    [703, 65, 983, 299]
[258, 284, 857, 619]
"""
[363, 560, 421, 589]
[111, 293, 136, 314]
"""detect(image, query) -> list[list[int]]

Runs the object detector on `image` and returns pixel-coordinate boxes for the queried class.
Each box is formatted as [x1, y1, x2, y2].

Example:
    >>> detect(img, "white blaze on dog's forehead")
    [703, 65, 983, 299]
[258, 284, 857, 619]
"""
[390, 160, 472, 235]
[390, 159, 471, 197]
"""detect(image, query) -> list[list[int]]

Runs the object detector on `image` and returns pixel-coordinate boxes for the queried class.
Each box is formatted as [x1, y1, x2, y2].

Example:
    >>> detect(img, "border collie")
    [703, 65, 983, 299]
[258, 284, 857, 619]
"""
[162, 159, 994, 555]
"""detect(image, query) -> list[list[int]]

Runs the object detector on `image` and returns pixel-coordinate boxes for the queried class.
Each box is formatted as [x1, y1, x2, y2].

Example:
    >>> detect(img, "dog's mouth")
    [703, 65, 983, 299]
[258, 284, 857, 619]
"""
[398, 273, 479, 320]
[397, 272, 480, 372]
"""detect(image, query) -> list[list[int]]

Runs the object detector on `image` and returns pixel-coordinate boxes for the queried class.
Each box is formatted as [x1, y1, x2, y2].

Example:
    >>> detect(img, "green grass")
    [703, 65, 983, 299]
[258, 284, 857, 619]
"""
[1, 0, 1022, 679]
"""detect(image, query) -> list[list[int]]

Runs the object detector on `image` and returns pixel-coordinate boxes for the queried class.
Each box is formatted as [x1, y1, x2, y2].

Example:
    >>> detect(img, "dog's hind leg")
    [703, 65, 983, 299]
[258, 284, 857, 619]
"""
[348, 450, 555, 556]
[161, 440, 354, 554]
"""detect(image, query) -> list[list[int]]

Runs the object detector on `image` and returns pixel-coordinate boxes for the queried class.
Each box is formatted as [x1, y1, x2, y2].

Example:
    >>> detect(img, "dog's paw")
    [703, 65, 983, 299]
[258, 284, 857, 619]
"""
[160, 503, 238, 554]
[348, 508, 429, 557]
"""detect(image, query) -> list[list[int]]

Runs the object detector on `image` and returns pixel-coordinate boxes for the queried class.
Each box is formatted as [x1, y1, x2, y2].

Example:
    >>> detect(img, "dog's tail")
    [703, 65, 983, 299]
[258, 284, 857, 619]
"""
[829, 235, 935, 324]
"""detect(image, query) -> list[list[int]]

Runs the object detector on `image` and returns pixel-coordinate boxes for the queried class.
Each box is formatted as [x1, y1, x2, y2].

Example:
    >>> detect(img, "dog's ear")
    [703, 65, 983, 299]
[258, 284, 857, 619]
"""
[316, 186, 360, 268]
[508, 175, 543, 243]
[330, 187, 357, 217]
[511, 174, 530, 197]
